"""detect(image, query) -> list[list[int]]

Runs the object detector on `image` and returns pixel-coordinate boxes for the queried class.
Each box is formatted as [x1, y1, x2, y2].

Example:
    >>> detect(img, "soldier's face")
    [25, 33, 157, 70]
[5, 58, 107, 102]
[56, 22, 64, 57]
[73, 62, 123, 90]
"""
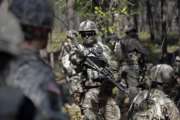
[127, 51, 140, 63]
[84, 36, 97, 45]
[79, 31, 97, 45]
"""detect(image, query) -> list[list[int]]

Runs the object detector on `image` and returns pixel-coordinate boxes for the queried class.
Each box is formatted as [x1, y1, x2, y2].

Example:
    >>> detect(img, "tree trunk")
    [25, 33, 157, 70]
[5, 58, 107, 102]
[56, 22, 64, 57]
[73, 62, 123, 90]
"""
[128, 0, 139, 30]
[67, 0, 75, 29]
[177, 0, 180, 35]
[161, 0, 167, 54]
[146, 0, 155, 42]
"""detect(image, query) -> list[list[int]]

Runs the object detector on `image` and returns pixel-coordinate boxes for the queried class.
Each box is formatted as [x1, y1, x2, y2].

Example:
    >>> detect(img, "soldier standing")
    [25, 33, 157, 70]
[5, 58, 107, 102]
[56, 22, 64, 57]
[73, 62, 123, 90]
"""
[7, 0, 68, 119]
[60, 30, 84, 120]
[114, 25, 149, 120]
[69, 20, 121, 120]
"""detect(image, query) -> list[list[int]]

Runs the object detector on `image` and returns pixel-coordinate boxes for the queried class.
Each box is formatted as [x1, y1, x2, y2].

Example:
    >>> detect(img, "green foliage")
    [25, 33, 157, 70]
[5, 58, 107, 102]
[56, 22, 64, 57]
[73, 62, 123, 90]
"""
[73, 0, 131, 36]
[75, 0, 94, 19]
[47, 32, 66, 52]
[139, 32, 150, 41]
[51, 0, 136, 51]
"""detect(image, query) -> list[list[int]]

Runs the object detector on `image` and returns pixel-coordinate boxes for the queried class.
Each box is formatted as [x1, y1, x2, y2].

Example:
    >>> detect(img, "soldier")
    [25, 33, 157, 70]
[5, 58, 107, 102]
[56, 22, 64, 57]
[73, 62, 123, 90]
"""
[114, 24, 149, 120]
[60, 30, 84, 120]
[60, 30, 84, 102]
[115, 25, 149, 98]
[0, 2, 37, 120]
[114, 25, 148, 61]
[128, 64, 180, 120]
[7, 0, 68, 119]
[71, 20, 121, 120]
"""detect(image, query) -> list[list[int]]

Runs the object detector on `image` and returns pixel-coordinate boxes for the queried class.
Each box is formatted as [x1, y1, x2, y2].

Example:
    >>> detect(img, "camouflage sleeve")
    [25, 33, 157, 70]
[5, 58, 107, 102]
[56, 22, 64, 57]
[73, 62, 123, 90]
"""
[161, 102, 180, 120]
[15, 60, 60, 96]
[165, 102, 180, 120]
[114, 41, 124, 61]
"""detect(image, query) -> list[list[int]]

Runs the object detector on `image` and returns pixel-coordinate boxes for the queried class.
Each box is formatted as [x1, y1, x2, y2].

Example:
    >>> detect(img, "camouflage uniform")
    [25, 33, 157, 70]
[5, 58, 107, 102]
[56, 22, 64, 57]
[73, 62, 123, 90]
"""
[82, 88, 100, 120]
[115, 25, 149, 97]
[0, 2, 33, 119]
[150, 64, 178, 101]
[128, 89, 180, 120]
[60, 30, 84, 95]
[7, 49, 59, 115]
[7, 0, 68, 119]
[128, 63, 180, 120]
[114, 25, 149, 120]
[77, 20, 121, 120]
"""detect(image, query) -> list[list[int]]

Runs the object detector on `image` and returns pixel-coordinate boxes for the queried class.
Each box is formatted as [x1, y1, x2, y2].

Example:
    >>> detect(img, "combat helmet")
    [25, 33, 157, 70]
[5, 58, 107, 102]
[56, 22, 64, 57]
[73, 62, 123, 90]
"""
[150, 64, 175, 85]
[9, 0, 54, 40]
[79, 20, 98, 35]
[9, 0, 54, 29]
[0, 2, 23, 55]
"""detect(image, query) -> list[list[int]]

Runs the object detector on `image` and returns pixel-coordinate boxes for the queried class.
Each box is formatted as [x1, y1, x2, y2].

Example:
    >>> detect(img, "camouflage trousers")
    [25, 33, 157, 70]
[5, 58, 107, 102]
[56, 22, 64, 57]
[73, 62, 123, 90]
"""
[81, 88, 121, 120]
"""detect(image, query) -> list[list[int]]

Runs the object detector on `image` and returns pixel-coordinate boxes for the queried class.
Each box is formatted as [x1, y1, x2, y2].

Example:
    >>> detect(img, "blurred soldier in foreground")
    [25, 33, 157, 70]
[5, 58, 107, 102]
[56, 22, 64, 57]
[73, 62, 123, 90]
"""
[128, 64, 180, 120]
[0, 2, 37, 120]
[7, 0, 68, 119]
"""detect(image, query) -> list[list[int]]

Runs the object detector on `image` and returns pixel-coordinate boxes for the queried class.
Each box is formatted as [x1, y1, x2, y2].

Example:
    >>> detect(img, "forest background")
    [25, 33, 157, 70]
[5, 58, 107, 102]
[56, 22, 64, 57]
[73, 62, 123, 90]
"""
[48, 0, 180, 79]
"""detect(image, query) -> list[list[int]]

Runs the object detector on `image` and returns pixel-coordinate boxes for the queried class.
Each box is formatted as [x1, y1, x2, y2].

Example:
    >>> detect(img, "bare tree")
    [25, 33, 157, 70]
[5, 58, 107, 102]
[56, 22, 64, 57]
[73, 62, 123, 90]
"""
[161, 0, 168, 54]
[177, 0, 180, 35]
[146, 0, 155, 42]
[66, 0, 75, 29]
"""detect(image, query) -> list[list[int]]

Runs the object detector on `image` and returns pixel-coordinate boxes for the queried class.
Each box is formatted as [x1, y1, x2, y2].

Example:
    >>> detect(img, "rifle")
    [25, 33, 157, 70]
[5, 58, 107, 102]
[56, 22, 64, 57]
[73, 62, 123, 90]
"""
[69, 34, 128, 94]
[83, 57, 129, 94]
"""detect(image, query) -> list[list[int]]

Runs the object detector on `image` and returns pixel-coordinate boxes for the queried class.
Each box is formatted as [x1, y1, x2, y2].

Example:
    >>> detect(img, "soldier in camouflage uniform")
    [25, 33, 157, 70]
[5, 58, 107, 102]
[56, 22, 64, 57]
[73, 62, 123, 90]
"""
[60, 30, 84, 96]
[0, 2, 38, 120]
[114, 25, 149, 120]
[128, 64, 180, 120]
[69, 20, 121, 120]
[150, 63, 180, 110]
[60, 30, 84, 120]
[115, 25, 149, 97]
[6, 0, 68, 119]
